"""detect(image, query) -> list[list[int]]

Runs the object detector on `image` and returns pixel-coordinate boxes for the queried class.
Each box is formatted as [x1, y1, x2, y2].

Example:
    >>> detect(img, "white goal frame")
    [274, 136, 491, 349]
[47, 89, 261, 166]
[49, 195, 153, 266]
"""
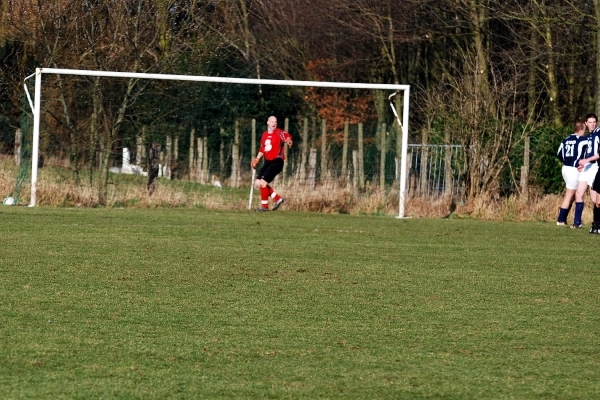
[24, 68, 411, 217]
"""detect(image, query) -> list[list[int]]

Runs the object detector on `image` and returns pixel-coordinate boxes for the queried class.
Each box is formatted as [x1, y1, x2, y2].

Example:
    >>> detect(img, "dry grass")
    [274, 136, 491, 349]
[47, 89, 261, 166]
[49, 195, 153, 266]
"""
[0, 154, 586, 222]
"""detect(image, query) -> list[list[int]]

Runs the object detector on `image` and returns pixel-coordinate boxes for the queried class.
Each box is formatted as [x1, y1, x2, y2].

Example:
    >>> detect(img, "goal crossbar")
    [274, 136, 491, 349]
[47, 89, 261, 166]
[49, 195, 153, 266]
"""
[23, 68, 411, 217]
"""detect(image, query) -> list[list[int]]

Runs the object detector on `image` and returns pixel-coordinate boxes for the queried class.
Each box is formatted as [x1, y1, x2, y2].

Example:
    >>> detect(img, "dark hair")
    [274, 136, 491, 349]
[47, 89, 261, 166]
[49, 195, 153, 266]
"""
[585, 113, 598, 121]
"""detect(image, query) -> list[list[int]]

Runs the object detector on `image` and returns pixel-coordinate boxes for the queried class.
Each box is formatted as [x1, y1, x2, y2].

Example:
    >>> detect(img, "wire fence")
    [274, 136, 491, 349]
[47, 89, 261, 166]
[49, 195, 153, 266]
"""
[406, 144, 465, 201]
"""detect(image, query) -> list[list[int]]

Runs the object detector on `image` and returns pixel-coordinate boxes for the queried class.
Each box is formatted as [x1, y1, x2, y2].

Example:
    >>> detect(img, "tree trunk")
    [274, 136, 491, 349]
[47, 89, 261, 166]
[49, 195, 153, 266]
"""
[98, 77, 137, 205]
[542, 7, 562, 126]
[468, 0, 494, 114]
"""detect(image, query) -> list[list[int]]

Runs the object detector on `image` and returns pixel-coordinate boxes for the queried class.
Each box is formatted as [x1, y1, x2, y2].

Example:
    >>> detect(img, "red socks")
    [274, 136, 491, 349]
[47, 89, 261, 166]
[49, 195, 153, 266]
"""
[267, 185, 281, 202]
[260, 185, 280, 209]
[260, 187, 269, 209]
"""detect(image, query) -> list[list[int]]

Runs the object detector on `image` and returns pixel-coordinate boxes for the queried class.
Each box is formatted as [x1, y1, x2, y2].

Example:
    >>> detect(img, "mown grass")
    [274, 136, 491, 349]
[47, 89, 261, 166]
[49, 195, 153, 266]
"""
[0, 207, 599, 398]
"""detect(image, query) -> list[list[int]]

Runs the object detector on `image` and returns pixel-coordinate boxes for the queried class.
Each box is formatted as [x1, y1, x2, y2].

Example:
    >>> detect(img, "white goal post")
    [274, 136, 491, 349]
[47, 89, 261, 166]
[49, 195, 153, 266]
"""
[23, 67, 411, 217]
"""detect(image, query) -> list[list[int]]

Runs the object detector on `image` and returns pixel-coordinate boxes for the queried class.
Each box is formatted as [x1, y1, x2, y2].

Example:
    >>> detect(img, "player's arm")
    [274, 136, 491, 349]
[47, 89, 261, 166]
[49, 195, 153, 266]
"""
[576, 141, 589, 167]
[578, 153, 600, 167]
[557, 143, 564, 163]
[578, 138, 595, 167]
[251, 151, 264, 169]
[252, 134, 267, 169]
[284, 132, 293, 148]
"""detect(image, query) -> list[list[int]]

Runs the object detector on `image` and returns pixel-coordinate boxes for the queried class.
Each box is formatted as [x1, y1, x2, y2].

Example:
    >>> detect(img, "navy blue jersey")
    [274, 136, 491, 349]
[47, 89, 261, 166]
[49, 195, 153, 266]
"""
[587, 127, 600, 163]
[557, 134, 588, 167]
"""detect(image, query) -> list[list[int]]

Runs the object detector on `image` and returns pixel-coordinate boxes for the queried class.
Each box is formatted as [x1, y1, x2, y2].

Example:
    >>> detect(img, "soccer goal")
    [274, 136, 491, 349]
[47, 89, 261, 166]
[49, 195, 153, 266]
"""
[22, 68, 410, 216]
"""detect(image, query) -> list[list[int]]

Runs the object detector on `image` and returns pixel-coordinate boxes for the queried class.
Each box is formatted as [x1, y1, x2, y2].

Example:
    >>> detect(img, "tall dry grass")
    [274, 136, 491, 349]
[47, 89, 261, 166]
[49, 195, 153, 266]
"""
[0, 154, 586, 222]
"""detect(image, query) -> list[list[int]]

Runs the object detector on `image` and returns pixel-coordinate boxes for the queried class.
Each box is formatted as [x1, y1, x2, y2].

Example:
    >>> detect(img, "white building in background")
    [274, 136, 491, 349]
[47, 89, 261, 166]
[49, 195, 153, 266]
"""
[109, 147, 148, 176]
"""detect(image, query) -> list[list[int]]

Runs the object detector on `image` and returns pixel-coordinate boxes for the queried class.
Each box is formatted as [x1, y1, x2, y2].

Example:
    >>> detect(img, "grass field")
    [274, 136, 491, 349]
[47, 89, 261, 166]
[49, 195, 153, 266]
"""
[1, 207, 599, 398]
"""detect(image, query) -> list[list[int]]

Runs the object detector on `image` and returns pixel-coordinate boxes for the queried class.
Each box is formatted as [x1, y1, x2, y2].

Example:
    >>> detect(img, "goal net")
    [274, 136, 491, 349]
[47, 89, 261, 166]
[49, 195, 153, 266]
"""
[21, 68, 410, 216]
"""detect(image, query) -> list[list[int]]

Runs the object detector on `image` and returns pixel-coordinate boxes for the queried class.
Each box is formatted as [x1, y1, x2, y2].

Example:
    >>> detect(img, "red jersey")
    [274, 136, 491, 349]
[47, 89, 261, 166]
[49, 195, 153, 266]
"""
[259, 127, 291, 161]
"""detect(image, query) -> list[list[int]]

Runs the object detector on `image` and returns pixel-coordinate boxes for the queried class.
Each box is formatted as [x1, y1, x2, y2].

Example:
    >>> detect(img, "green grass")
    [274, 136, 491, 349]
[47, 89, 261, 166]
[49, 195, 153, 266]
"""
[0, 207, 598, 399]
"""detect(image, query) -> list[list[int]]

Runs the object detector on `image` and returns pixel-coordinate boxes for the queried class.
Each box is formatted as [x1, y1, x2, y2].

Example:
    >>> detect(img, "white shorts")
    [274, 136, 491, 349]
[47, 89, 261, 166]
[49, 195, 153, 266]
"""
[578, 162, 599, 187]
[562, 166, 580, 190]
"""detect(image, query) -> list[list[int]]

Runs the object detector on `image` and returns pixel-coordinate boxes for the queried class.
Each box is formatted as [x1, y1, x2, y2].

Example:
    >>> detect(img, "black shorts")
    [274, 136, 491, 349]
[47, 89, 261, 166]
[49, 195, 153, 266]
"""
[593, 164, 600, 193]
[258, 158, 284, 183]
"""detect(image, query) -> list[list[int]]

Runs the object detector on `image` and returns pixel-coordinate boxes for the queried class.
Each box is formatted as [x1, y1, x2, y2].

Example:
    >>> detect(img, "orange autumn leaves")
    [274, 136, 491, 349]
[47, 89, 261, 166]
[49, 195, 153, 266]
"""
[304, 59, 376, 144]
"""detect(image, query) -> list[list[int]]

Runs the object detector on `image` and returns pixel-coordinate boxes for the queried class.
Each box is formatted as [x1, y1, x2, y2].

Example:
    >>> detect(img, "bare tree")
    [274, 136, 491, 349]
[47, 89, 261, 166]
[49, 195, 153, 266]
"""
[424, 51, 532, 201]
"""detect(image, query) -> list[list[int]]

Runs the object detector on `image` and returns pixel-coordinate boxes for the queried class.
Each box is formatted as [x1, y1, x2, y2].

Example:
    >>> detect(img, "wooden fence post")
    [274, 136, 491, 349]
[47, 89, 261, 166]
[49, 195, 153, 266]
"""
[320, 119, 327, 182]
[189, 128, 195, 181]
[147, 143, 161, 194]
[284, 117, 289, 179]
[173, 136, 179, 178]
[14, 129, 21, 166]
[251, 118, 256, 160]
[380, 123, 386, 190]
[231, 119, 240, 187]
[352, 150, 359, 192]
[299, 118, 308, 184]
[202, 133, 209, 184]
[342, 120, 349, 181]
[444, 131, 454, 197]
[136, 132, 144, 169]
[521, 135, 530, 200]
[421, 127, 430, 197]
[165, 136, 172, 179]
[444, 145, 453, 198]
[308, 148, 317, 189]
[358, 122, 365, 189]
[196, 137, 203, 183]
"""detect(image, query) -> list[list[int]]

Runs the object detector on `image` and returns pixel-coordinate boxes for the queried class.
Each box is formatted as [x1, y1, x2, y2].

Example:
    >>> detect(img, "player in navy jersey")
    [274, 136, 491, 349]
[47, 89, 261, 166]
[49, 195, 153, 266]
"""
[575, 113, 600, 229]
[590, 148, 600, 233]
[251, 116, 293, 211]
[556, 121, 587, 225]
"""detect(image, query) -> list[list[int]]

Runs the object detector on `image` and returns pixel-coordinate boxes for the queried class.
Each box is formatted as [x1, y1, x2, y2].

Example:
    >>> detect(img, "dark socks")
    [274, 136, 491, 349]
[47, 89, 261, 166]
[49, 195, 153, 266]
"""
[574, 202, 584, 226]
[594, 205, 600, 224]
[557, 207, 569, 223]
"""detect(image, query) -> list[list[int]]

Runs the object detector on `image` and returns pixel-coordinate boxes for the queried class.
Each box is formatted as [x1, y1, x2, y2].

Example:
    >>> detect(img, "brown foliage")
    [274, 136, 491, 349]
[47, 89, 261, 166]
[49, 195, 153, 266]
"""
[304, 59, 376, 144]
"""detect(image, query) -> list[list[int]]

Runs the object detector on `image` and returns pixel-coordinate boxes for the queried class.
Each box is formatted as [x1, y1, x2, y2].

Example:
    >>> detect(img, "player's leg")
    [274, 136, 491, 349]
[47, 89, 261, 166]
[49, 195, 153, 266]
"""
[587, 164, 600, 232]
[558, 166, 577, 225]
[254, 178, 270, 211]
[262, 159, 285, 211]
[255, 163, 271, 211]
[573, 166, 590, 227]
[573, 180, 587, 227]
[557, 189, 575, 225]
[592, 185, 600, 234]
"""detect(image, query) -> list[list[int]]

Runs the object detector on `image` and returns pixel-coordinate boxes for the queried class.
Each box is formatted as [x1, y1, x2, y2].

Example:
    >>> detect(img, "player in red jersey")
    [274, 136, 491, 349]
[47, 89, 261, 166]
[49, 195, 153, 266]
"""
[251, 116, 293, 211]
